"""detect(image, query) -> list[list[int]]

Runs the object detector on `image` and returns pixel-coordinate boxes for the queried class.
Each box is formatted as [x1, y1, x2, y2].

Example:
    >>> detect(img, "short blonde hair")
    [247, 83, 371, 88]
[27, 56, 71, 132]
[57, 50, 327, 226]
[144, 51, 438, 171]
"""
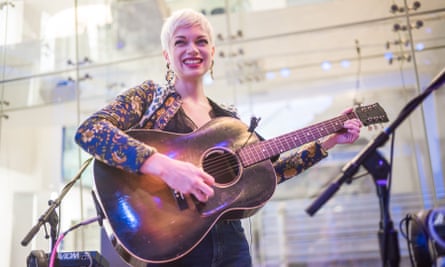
[160, 9, 215, 52]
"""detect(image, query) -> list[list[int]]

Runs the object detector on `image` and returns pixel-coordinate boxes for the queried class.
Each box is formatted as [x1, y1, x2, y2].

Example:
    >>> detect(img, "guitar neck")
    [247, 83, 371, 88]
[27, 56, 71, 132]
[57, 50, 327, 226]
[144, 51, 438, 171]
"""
[238, 112, 357, 167]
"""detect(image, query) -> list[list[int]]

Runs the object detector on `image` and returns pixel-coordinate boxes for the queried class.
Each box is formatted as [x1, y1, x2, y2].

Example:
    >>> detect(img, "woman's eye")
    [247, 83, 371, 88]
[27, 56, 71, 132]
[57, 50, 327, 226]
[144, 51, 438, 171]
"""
[197, 39, 208, 45]
[174, 40, 185, 46]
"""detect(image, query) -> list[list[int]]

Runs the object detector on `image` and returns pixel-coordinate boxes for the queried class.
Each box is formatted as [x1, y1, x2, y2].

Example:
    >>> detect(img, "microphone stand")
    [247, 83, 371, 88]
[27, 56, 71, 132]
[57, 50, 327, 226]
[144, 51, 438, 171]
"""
[21, 157, 93, 250]
[305, 67, 445, 266]
[362, 150, 400, 266]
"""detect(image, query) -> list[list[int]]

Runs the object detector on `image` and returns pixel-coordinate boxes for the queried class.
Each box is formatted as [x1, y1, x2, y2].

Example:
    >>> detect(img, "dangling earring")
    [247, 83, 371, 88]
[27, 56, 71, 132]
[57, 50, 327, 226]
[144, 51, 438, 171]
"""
[165, 62, 175, 87]
[209, 60, 214, 80]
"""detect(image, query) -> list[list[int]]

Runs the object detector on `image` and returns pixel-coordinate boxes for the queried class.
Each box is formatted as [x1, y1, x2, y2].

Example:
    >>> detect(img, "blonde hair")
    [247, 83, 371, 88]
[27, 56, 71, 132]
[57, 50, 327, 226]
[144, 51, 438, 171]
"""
[160, 9, 215, 52]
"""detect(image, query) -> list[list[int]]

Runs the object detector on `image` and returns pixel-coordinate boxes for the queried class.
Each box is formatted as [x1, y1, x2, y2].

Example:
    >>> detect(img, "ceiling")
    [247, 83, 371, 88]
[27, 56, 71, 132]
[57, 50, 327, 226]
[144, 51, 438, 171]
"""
[1, 0, 445, 133]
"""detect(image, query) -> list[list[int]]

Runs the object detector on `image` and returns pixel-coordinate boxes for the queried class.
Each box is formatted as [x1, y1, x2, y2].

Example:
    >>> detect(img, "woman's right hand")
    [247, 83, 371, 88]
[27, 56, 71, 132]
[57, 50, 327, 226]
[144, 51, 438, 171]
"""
[140, 153, 215, 202]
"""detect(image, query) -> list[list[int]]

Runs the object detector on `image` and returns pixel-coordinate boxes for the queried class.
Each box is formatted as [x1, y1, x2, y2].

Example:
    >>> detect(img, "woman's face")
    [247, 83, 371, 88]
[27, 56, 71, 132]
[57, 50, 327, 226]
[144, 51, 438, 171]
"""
[165, 24, 214, 82]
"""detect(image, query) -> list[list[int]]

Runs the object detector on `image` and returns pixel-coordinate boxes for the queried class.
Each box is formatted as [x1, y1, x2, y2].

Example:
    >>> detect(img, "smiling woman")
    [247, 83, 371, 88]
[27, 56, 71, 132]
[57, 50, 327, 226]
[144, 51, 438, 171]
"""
[1, 1, 445, 267]
[74, 8, 362, 267]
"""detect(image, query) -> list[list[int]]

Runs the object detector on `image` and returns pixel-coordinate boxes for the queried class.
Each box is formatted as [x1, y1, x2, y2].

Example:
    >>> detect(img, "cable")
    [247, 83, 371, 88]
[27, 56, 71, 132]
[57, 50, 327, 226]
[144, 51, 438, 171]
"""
[48, 216, 102, 267]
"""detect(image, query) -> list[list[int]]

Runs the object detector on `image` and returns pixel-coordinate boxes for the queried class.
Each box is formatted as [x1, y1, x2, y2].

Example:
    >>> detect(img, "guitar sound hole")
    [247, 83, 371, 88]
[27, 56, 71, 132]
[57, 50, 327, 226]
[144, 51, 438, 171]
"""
[202, 148, 240, 186]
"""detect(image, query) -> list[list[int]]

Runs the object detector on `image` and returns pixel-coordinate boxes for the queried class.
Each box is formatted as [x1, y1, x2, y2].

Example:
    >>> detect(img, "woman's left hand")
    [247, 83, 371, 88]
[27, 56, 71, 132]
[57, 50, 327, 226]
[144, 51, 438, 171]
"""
[334, 118, 362, 144]
[319, 107, 362, 150]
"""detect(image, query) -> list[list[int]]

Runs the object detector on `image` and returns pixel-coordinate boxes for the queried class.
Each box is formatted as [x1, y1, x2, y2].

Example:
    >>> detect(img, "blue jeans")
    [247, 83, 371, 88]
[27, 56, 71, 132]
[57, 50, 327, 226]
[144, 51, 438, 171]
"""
[147, 220, 252, 267]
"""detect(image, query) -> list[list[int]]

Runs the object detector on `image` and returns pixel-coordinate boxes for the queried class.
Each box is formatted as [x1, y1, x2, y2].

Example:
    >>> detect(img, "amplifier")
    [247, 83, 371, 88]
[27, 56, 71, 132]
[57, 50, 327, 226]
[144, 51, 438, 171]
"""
[27, 250, 109, 267]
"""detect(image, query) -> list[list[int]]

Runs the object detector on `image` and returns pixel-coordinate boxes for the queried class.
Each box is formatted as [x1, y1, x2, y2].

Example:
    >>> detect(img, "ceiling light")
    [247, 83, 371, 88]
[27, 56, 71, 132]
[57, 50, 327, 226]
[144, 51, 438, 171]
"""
[321, 61, 332, 71]
[340, 60, 351, 68]
[266, 72, 276, 80]
[416, 43, 425, 51]
[280, 68, 290, 77]
[384, 52, 393, 60]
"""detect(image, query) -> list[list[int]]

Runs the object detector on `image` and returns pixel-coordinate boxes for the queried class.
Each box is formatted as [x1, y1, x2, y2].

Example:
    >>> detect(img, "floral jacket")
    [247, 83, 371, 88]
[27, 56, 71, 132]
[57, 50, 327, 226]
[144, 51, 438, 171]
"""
[75, 80, 328, 184]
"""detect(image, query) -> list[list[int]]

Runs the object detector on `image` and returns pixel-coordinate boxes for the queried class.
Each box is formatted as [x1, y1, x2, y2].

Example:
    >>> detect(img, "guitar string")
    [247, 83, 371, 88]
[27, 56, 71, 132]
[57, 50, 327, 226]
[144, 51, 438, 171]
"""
[203, 106, 387, 177]
[204, 115, 349, 176]
[239, 115, 349, 166]
[202, 115, 352, 178]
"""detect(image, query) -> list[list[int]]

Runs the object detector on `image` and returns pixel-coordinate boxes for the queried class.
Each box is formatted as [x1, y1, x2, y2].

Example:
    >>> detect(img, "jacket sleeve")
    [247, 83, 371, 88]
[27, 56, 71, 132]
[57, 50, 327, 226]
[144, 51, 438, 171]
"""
[273, 141, 328, 184]
[74, 80, 158, 173]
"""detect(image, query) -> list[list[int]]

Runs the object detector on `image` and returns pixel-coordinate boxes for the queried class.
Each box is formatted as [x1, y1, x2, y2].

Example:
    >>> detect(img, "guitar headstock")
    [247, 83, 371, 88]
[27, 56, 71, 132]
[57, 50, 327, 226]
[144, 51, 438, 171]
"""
[353, 103, 389, 127]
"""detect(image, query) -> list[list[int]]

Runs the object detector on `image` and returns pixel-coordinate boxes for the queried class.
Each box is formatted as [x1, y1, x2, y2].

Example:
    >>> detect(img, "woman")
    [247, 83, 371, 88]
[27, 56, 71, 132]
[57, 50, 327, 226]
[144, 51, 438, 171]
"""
[75, 8, 362, 267]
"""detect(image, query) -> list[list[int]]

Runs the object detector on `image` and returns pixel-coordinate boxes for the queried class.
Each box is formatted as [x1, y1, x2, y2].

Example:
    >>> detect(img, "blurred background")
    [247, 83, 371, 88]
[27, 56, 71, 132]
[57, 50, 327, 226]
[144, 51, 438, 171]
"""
[1, 0, 444, 266]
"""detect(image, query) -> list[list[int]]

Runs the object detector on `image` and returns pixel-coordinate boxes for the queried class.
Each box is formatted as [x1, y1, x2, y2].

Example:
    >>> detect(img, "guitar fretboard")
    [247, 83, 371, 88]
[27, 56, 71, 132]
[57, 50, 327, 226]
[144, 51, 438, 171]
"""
[238, 113, 356, 167]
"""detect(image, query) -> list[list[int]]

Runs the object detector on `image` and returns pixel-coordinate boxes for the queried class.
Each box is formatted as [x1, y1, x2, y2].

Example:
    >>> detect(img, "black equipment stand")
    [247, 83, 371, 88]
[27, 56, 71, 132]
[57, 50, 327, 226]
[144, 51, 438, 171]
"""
[305, 67, 445, 267]
[21, 157, 93, 251]
[362, 150, 400, 266]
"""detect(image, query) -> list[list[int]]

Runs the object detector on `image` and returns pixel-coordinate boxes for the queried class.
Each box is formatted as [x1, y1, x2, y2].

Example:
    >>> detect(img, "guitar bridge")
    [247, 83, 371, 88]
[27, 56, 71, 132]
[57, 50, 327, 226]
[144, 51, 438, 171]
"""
[172, 190, 189, 211]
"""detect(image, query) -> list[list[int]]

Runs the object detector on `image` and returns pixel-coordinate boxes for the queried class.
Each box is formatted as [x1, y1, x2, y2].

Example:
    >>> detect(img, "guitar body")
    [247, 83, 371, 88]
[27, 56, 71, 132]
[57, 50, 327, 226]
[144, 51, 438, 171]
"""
[94, 117, 277, 264]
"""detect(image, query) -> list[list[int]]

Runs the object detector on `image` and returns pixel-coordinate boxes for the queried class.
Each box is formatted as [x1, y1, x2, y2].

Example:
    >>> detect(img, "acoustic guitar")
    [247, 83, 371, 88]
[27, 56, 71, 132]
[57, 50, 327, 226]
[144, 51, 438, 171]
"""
[93, 103, 388, 265]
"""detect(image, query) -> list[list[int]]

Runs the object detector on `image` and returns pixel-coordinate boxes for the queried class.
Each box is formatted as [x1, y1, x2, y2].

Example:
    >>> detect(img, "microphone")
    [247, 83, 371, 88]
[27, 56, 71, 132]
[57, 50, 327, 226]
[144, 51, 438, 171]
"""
[248, 116, 261, 132]
[426, 67, 445, 92]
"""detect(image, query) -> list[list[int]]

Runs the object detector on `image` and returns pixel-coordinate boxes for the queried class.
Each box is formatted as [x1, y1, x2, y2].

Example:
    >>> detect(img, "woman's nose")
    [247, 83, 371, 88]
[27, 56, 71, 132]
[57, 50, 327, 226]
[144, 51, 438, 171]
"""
[186, 43, 199, 54]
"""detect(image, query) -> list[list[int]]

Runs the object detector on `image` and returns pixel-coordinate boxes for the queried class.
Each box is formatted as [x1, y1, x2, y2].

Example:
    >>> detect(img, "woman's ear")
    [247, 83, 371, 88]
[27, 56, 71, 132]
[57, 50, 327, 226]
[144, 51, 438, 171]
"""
[162, 50, 170, 63]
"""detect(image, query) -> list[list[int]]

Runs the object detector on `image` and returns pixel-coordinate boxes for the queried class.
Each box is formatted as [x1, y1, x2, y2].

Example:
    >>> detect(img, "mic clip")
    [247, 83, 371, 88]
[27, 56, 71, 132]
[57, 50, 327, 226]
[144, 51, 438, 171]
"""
[248, 116, 261, 132]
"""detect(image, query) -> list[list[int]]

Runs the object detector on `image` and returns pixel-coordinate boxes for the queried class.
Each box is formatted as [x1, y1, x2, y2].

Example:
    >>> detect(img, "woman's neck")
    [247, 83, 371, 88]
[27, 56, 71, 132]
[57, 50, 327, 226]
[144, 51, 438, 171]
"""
[174, 78, 206, 101]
